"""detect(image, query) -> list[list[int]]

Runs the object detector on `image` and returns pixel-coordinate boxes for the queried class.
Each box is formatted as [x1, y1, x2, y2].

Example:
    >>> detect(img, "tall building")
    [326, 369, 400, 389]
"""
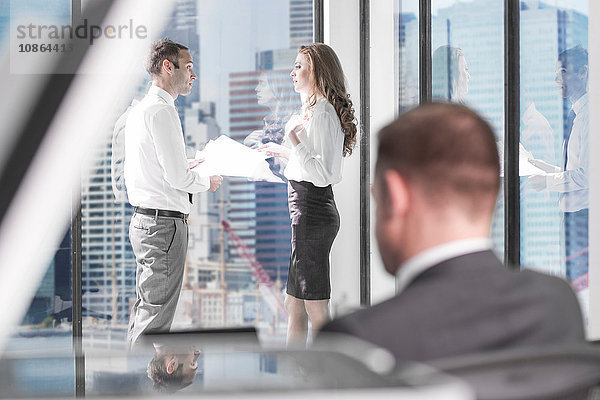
[170, 0, 200, 106]
[289, 0, 313, 47]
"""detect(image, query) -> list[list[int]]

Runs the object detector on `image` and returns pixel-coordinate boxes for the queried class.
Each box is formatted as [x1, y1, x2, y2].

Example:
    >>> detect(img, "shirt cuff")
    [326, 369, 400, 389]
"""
[294, 142, 311, 165]
[199, 174, 210, 190]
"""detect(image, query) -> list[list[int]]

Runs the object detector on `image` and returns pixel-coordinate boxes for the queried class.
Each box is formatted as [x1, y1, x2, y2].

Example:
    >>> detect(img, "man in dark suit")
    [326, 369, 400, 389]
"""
[320, 103, 585, 362]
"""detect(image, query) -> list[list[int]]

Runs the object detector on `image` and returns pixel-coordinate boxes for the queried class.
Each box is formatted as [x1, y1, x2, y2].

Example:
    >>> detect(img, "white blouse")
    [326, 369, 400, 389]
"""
[284, 98, 345, 187]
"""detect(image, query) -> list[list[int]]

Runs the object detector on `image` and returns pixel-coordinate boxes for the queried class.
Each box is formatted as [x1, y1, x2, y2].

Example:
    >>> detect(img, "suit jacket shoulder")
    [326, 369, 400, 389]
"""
[320, 250, 585, 362]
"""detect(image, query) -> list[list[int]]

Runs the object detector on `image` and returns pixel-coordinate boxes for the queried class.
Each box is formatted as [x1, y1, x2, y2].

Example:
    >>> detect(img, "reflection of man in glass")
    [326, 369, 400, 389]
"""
[432, 45, 470, 103]
[147, 344, 201, 392]
[529, 46, 589, 285]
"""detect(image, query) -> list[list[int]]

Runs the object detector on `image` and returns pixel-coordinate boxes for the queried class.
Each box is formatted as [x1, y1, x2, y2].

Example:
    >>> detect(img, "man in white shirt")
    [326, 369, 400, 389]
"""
[529, 46, 589, 285]
[125, 39, 222, 346]
[320, 103, 584, 362]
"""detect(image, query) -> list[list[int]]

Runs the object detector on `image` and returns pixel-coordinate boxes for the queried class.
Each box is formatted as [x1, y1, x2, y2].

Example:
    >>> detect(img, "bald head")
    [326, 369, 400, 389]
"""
[376, 103, 500, 218]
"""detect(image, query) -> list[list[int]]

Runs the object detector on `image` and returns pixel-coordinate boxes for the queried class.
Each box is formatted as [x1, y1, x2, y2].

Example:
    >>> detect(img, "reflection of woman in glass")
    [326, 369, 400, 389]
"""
[432, 45, 470, 103]
[260, 43, 357, 347]
[245, 71, 300, 178]
[246, 70, 299, 147]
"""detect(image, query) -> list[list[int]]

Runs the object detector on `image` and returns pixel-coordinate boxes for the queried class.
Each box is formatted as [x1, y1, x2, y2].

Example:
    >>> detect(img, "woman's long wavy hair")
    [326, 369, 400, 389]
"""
[299, 43, 357, 157]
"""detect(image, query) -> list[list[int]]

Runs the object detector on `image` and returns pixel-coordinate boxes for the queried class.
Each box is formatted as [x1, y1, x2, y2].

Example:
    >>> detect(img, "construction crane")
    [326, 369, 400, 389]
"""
[221, 220, 287, 318]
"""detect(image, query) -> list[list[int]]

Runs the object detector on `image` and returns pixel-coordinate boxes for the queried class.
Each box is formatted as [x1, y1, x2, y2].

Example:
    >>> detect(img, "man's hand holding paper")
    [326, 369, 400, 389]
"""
[528, 158, 560, 173]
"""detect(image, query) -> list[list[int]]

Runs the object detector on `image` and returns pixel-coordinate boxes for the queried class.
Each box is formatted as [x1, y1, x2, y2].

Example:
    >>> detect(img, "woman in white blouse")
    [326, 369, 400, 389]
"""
[261, 43, 357, 346]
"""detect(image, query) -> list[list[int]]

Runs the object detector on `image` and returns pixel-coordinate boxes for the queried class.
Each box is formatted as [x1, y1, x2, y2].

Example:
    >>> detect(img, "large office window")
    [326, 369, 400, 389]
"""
[395, 0, 590, 327]
[520, 2, 589, 321]
[397, 0, 505, 257]
[81, 0, 312, 349]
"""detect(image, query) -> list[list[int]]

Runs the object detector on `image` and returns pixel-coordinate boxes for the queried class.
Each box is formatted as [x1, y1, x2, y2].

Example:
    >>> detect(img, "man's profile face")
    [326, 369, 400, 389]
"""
[555, 60, 586, 100]
[167, 348, 201, 384]
[454, 53, 470, 101]
[172, 49, 197, 96]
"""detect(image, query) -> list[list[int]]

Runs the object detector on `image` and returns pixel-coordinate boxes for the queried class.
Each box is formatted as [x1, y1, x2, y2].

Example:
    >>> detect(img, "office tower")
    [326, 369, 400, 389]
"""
[170, 0, 200, 106]
[256, 48, 299, 71]
[290, 0, 313, 47]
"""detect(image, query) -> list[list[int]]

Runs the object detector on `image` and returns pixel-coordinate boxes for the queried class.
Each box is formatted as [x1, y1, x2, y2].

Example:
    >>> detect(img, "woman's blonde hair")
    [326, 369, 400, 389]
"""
[299, 43, 357, 157]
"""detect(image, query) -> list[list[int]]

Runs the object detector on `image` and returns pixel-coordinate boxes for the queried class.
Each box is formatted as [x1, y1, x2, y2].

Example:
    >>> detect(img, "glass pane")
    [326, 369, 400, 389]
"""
[430, 0, 505, 257]
[2, 1, 74, 395]
[398, 1, 419, 113]
[520, 1, 589, 323]
[83, 0, 312, 350]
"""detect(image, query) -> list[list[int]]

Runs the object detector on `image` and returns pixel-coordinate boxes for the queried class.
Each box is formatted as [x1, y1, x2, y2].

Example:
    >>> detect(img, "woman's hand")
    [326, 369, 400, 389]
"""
[258, 142, 291, 159]
[286, 123, 305, 147]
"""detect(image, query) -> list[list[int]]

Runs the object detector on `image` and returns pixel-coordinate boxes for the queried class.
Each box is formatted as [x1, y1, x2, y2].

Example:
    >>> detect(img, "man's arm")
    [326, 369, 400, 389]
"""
[151, 107, 212, 193]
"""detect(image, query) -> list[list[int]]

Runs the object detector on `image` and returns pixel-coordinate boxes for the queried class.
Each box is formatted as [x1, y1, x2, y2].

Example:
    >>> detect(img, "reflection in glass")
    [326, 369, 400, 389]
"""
[429, 0, 505, 257]
[5, 0, 73, 354]
[244, 70, 301, 178]
[432, 45, 470, 103]
[398, 8, 419, 112]
[519, 2, 589, 321]
[147, 344, 202, 392]
[525, 46, 589, 307]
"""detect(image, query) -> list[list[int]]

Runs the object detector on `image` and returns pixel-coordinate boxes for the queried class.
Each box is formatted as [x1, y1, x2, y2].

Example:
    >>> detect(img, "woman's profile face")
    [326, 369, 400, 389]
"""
[256, 75, 275, 105]
[454, 53, 470, 101]
[290, 52, 314, 96]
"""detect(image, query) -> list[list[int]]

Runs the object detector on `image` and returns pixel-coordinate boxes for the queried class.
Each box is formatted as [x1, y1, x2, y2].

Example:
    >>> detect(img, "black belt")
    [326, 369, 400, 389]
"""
[134, 207, 188, 219]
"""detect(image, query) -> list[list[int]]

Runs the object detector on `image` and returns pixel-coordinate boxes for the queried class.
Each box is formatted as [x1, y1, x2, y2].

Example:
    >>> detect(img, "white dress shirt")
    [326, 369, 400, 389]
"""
[395, 238, 494, 294]
[546, 93, 589, 212]
[284, 98, 344, 187]
[124, 85, 210, 214]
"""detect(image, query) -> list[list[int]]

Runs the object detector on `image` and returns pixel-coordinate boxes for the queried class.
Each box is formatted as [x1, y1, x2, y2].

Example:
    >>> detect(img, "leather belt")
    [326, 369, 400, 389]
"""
[134, 207, 188, 220]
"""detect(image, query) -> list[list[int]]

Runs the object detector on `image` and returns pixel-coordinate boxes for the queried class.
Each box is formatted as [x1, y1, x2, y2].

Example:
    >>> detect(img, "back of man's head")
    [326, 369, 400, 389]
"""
[376, 103, 500, 219]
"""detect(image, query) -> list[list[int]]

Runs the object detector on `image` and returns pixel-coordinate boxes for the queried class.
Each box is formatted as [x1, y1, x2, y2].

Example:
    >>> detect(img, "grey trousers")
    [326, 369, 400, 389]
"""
[127, 212, 188, 347]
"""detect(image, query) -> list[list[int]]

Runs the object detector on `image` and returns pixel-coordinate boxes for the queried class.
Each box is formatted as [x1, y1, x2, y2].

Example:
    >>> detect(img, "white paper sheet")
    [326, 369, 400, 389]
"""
[189, 135, 284, 183]
[497, 141, 548, 177]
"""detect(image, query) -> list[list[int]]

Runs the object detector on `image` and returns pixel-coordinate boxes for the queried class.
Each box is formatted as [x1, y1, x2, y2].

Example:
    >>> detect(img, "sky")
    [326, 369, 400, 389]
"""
[197, 0, 289, 133]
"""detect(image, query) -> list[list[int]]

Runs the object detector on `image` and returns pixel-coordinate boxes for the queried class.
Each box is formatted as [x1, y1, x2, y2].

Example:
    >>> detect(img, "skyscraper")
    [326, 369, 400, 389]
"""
[289, 0, 313, 47]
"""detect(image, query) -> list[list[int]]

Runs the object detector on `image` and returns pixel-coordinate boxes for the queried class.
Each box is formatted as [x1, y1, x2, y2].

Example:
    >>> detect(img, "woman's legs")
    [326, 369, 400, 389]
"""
[285, 294, 308, 347]
[285, 295, 330, 347]
[305, 299, 330, 335]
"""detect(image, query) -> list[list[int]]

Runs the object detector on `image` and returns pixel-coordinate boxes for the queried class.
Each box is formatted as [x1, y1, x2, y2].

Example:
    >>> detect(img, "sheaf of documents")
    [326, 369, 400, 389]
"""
[190, 135, 284, 183]
[497, 142, 548, 177]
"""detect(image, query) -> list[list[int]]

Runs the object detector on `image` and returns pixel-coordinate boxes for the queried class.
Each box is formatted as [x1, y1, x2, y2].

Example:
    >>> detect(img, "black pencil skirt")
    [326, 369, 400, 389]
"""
[286, 180, 340, 300]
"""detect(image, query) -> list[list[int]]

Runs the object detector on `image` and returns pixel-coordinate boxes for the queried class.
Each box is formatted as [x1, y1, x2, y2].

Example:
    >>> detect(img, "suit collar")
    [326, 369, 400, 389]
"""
[396, 238, 493, 294]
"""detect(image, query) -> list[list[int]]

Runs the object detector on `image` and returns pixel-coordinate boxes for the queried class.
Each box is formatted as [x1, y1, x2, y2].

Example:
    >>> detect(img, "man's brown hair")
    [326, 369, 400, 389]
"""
[145, 39, 188, 77]
[376, 103, 500, 216]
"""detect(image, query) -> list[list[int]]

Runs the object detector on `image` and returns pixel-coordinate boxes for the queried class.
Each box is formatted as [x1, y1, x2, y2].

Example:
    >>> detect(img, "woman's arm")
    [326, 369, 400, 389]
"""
[292, 111, 343, 184]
